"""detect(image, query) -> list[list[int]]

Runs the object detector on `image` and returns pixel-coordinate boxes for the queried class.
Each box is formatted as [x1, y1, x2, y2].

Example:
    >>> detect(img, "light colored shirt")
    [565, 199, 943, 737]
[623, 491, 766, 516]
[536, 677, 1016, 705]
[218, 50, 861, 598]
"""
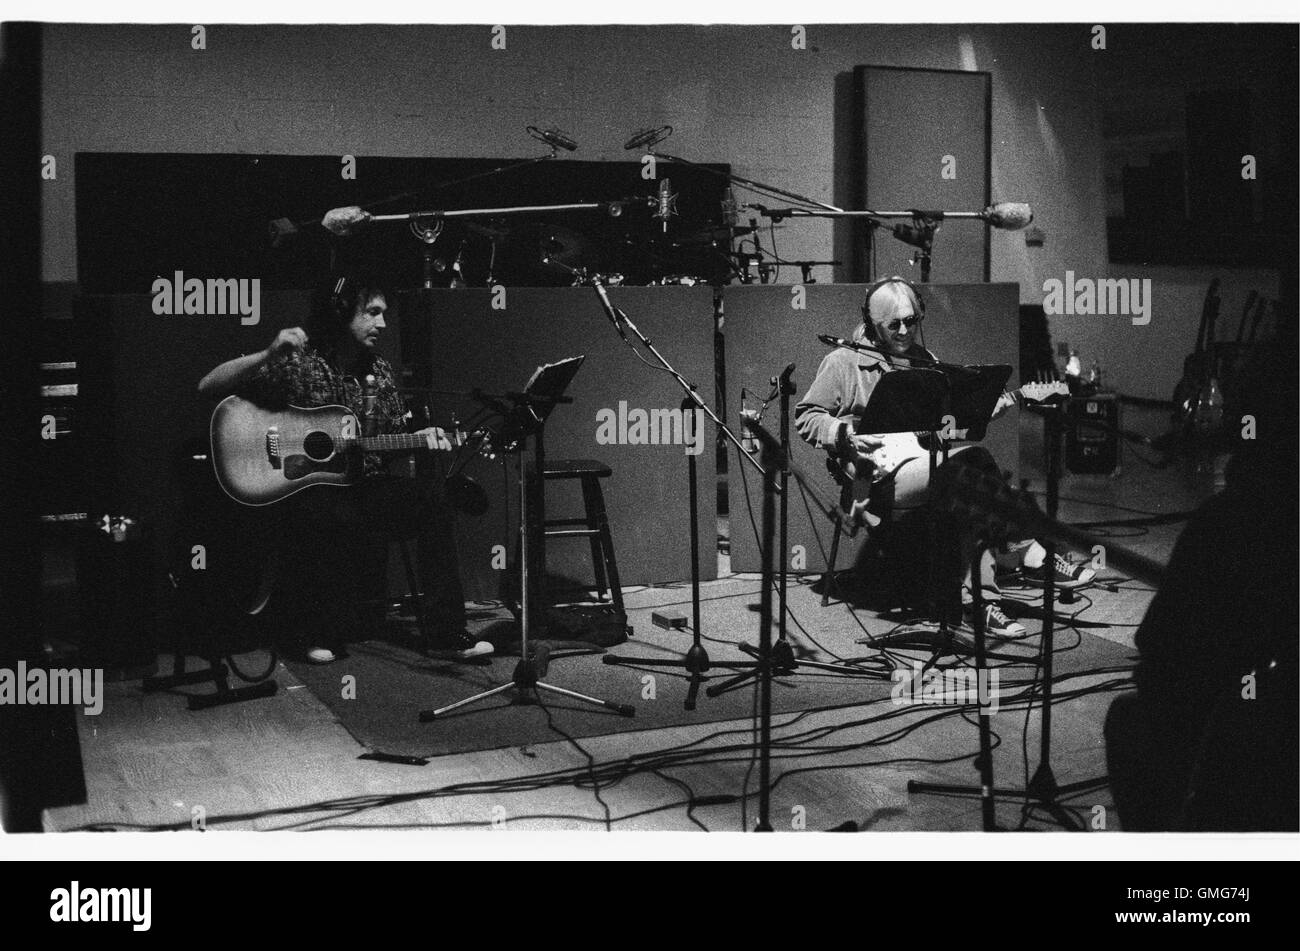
[794, 344, 937, 450]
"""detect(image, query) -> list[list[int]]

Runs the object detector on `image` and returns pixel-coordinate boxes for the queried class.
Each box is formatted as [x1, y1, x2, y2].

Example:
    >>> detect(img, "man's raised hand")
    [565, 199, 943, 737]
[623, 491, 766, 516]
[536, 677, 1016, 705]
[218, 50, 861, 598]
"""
[267, 327, 308, 359]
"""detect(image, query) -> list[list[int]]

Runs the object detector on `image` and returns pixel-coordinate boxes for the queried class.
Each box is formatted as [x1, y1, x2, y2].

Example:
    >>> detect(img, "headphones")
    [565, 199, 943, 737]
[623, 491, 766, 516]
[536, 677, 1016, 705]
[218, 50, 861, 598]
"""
[860, 275, 925, 342]
[329, 274, 354, 322]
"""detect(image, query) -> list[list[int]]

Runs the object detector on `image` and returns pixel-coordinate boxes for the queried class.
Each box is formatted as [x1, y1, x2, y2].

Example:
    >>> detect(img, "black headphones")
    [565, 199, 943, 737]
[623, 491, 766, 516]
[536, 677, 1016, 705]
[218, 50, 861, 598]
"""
[329, 274, 354, 322]
[860, 275, 925, 341]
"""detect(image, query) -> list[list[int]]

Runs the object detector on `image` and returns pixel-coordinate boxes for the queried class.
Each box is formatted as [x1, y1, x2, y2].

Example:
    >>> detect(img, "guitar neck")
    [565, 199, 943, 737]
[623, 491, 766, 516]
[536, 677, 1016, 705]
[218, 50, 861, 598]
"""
[351, 433, 464, 452]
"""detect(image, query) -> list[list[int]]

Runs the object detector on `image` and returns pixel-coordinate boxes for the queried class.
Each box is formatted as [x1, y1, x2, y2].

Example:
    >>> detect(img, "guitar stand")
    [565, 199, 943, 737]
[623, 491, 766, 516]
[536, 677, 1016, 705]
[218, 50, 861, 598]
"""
[421, 390, 635, 722]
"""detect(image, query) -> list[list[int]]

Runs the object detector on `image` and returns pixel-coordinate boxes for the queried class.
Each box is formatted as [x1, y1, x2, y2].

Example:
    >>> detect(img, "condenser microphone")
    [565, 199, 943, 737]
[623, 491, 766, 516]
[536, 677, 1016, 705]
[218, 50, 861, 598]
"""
[818, 333, 858, 350]
[321, 205, 373, 237]
[623, 125, 672, 150]
[653, 178, 676, 231]
[979, 202, 1034, 230]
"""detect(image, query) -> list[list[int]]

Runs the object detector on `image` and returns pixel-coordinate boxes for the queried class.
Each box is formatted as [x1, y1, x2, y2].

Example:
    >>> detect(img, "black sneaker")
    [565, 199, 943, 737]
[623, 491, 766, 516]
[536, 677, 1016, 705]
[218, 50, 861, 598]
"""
[425, 631, 494, 659]
[1021, 553, 1096, 589]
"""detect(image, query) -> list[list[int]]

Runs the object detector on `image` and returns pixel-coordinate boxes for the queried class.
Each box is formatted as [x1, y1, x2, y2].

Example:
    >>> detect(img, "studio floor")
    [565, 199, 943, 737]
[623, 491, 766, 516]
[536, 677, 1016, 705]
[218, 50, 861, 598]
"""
[45, 412, 1211, 833]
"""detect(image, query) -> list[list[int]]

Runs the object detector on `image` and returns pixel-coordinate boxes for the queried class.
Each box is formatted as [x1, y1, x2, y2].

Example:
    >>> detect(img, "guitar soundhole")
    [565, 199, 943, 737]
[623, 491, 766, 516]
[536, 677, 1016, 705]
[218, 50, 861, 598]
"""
[302, 430, 335, 461]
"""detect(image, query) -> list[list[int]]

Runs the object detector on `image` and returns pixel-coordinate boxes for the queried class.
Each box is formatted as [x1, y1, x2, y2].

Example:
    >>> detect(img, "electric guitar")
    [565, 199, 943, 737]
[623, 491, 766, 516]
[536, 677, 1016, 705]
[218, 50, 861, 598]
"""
[826, 380, 1069, 534]
[210, 396, 484, 506]
[935, 461, 1166, 585]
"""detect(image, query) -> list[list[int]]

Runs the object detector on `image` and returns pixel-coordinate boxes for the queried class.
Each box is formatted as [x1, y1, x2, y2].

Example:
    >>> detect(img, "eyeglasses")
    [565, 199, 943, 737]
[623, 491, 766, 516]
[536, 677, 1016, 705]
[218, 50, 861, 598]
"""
[878, 315, 922, 332]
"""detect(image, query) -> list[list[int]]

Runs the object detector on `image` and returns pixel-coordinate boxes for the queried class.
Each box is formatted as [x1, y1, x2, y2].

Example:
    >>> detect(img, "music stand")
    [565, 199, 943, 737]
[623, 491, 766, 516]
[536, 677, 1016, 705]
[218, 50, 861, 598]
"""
[859, 363, 1015, 667]
[420, 355, 636, 722]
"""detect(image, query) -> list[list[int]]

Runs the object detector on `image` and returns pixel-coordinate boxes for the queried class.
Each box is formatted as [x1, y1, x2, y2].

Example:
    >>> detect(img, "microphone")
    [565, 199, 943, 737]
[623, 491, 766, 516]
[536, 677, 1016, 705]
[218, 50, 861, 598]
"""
[653, 178, 677, 232]
[321, 205, 373, 237]
[537, 128, 578, 152]
[979, 202, 1034, 230]
[361, 374, 379, 437]
[623, 125, 672, 151]
[818, 333, 858, 350]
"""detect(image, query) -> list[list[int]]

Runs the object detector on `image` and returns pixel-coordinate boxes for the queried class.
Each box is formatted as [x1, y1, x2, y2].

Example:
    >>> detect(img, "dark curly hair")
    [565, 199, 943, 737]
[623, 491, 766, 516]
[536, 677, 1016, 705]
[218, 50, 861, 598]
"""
[306, 272, 391, 345]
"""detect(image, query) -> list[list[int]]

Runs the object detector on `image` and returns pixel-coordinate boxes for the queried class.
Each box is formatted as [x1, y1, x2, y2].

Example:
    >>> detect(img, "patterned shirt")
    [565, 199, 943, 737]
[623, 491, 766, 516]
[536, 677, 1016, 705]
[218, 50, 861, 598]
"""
[240, 344, 408, 477]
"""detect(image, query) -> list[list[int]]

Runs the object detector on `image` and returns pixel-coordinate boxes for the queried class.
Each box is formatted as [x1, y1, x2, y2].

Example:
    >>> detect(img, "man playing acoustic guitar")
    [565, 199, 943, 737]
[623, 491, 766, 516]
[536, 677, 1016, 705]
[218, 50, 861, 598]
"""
[198, 273, 492, 663]
[795, 277, 1094, 641]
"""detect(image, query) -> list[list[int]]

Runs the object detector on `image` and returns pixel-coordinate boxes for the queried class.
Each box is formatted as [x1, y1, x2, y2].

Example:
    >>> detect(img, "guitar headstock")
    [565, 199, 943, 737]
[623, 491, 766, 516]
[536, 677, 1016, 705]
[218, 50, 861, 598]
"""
[1018, 380, 1070, 405]
[935, 464, 1047, 547]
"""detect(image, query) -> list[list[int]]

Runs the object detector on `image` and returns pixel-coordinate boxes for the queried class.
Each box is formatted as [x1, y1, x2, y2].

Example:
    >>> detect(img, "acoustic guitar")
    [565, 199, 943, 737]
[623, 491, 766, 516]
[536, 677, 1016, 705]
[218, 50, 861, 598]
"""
[210, 396, 482, 506]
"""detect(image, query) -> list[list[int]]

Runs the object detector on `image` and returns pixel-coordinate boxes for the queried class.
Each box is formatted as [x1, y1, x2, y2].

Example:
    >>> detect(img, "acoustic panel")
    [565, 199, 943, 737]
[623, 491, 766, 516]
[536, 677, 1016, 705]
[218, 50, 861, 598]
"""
[397, 287, 719, 600]
[854, 66, 992, 283]
[77, 287, 719, 612]
[724, 282, 1020, 574]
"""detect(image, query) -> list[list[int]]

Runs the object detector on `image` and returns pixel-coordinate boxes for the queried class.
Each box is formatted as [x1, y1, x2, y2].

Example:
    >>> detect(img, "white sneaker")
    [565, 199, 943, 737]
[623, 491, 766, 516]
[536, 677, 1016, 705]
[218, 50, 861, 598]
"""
[306, 646, 337, 664]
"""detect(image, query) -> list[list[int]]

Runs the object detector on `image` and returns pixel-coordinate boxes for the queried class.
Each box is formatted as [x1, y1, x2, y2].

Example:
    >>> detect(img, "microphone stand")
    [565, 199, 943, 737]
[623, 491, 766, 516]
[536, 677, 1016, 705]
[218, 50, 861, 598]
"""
[420, 390, 636, 724]
[906, 398, 1109, 829]
[716, 364, 894, 695]
[562, 264, 787, 706]
[752, 206, 1025, 283]
[601, 396, 760, 709]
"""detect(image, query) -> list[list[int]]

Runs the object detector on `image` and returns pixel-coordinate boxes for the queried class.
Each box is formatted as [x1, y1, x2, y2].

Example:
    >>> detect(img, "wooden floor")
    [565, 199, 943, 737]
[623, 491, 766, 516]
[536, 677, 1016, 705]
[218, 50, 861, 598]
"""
[45, 411, 1209, 834]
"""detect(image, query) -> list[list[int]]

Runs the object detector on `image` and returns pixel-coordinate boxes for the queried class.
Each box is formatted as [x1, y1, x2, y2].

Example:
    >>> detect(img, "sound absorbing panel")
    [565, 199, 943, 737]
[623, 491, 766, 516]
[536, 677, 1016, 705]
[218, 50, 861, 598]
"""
[396, 287, 719, 600]
[77, 287, 719, 610]
[724, 282, 1020, 574]
[852, 66, 992, 283]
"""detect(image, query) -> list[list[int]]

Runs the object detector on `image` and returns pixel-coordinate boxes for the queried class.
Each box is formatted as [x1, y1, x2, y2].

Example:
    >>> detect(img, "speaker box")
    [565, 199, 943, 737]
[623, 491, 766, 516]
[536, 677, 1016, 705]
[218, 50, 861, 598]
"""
[1066, 394, 1121, 476]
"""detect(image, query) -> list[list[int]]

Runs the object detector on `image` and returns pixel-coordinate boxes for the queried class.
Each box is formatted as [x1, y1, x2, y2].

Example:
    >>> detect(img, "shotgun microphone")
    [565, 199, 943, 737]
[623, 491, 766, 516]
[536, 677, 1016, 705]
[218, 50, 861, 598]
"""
[321, 205, 373, 237]
[979, 202, 1034, 230]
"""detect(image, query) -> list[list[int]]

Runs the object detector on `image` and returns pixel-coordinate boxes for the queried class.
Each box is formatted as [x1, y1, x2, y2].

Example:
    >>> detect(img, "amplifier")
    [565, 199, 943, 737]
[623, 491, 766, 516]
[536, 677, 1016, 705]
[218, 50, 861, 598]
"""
[1066, 393, 1121, 476]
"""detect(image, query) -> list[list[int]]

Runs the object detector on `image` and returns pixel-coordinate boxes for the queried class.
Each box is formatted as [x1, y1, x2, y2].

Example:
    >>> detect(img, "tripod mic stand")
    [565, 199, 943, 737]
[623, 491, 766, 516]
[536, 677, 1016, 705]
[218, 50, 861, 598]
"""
[746, 417, 786, 832]
[712, 363, 893, 697]
[907, 400, 1108, 829]
[577, 270, 778, 707]
[602, 397, 761, 709]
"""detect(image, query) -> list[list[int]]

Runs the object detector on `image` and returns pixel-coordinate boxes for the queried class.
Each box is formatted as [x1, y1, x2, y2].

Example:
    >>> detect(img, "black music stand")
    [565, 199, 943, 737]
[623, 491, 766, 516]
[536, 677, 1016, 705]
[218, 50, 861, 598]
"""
[420, 356, 635, 722]
[859, 363, 1014, 667]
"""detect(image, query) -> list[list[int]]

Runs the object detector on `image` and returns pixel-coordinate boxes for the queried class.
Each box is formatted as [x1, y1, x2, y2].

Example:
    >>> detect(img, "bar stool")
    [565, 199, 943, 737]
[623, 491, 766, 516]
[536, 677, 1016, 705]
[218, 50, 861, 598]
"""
[536, 459, 625, 616]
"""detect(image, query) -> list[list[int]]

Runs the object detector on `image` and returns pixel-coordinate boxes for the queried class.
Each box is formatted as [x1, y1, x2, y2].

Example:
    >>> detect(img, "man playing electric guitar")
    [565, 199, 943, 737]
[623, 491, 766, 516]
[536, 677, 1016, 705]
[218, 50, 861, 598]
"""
[795, 277, 1094, 640]
[198, 273, 492, 663]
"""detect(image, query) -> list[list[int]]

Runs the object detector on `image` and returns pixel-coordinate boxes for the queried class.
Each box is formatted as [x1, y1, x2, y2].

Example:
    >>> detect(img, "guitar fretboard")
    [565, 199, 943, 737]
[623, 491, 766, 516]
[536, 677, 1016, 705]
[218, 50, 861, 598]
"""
[347, 433, 466, 452]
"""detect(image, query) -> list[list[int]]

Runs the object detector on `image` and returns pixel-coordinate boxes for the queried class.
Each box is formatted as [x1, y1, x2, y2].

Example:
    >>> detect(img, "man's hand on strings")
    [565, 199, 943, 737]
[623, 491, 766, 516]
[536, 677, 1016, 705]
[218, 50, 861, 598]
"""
[848, 433, 885, 470]
[416, 427, 454, 451]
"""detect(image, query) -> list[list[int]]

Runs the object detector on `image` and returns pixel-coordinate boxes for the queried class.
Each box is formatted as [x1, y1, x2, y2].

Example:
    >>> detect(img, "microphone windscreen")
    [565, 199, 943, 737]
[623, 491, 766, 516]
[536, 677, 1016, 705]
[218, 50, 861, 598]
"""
[982, 202, 1033, 230]
[321, 205, 371, 236]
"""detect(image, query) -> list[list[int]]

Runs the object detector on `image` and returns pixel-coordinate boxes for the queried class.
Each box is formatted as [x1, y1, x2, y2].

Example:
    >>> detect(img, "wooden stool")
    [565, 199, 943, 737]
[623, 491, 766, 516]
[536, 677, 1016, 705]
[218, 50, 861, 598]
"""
[537, 459, 624, 616]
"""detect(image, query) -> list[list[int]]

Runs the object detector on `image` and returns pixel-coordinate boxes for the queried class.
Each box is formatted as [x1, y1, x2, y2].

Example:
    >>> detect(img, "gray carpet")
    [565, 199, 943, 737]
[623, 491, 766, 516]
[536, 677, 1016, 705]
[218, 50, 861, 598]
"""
[284, 576, 1137, 759]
